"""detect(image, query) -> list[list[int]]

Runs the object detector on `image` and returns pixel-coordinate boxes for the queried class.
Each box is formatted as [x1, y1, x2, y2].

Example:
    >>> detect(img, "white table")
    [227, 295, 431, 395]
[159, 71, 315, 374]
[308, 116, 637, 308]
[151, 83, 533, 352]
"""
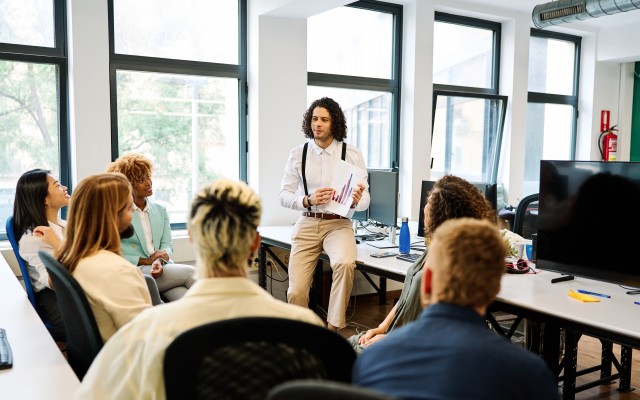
[0, 255, 80, 399]
[492, 270, 640, 399]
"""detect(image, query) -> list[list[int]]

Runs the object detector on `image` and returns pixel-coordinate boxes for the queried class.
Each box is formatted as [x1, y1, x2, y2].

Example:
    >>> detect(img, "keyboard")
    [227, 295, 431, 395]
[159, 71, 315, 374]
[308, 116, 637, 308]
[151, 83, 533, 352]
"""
[0, 328, 13, 369]
[396, 253, 421, 263]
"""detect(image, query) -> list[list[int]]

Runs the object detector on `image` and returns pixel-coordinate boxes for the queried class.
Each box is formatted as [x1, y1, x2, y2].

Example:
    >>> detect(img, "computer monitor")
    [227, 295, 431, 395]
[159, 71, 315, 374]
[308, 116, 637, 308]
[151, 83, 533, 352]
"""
[476, 182, 498, 211]
[367, 169, 399, 229]
[417, 179, 497, 237]
[352, 209, 368, 222]
[417, 180, 436, 237]
[537, 160, 640, 288]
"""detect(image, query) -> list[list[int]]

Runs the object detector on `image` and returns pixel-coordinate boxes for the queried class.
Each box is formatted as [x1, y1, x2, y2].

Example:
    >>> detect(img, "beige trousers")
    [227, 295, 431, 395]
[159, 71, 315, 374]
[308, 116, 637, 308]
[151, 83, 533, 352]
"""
[287, 216, 356, 329]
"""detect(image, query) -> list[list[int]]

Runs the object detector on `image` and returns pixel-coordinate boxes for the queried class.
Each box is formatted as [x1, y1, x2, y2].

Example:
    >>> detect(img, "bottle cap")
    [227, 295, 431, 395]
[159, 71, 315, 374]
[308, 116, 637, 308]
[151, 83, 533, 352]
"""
[402, 217, 408, 222]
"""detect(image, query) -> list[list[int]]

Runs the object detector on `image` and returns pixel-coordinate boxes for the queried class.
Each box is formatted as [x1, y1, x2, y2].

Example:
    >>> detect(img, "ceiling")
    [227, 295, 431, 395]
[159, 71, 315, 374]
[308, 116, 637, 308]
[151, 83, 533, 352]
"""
[456, 0, 640, 31]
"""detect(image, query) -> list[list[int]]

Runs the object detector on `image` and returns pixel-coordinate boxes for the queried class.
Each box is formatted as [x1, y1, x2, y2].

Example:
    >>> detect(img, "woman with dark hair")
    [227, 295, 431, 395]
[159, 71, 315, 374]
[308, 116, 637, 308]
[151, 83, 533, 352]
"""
[13, 168, 69, 341]
[347, 175, 497, 353]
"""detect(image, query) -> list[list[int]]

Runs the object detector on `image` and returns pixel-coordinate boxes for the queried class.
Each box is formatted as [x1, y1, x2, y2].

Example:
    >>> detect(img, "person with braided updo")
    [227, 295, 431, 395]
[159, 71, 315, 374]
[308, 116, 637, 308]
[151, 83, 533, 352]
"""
[75, 178, 323, 400]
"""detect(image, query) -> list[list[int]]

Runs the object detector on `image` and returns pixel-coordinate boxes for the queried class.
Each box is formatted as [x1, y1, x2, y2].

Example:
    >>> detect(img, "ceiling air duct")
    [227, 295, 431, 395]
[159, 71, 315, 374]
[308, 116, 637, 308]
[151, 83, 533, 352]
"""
[532, 0, 640, 29]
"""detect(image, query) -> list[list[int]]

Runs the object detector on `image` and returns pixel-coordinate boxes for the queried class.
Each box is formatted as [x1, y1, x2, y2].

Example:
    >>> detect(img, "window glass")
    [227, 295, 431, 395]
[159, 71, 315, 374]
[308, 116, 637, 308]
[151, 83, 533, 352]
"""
[524, 30, 579, 198]
[0, 0, 66, 239]
[308, 86, 391, 169]
[116, 70, 239, 224]
[113, 0, 238, 64]
[308, 6, 392, 79]
[528, 36, 575, 95]
[433, 20, 494, 89]
[307, 2, 401, 170]
[111, 0, 245, 227]
[524, 103, 574, 194]
[431, 93, 505, 183]
[0, 0, 54, 47]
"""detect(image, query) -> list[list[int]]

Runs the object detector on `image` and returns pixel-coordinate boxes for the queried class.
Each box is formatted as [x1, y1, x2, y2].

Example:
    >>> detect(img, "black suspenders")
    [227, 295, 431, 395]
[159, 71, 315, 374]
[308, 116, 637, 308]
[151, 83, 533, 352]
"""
[301, 142, 347, 212]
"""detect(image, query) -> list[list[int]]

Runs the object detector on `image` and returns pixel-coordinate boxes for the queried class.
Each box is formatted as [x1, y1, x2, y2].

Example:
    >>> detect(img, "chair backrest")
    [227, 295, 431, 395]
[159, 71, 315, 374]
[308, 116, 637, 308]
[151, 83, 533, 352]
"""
[6, 216, 38, 309]
[513, 193, 539, 239]
[38, 250, 103, 380]
[266, 379, 401, 400]
[163, 317, 357, 400]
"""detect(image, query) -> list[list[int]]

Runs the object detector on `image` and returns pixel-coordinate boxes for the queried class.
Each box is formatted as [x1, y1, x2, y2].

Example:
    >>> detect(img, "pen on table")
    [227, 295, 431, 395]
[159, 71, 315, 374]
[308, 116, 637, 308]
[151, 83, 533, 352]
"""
[635, 301, 640, 306]
[577, 289, 610, 299]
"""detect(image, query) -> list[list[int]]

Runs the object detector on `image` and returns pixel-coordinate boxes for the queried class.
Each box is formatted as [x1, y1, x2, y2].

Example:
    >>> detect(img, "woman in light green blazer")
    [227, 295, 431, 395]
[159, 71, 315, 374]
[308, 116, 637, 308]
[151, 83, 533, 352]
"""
[107, 153, 196, 301]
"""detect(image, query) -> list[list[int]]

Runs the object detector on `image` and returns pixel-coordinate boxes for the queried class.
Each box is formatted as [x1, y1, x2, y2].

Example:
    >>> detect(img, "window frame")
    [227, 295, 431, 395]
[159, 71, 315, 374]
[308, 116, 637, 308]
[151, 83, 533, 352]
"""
[307, 0, 403, 170]
[107, 0, 248, 230]
[0, 0, 70, 240]
[431, 12, 502, 184]
[433, 12, 501, 95]
[431, 90, 507, 183]
[527, 28, 581, 160]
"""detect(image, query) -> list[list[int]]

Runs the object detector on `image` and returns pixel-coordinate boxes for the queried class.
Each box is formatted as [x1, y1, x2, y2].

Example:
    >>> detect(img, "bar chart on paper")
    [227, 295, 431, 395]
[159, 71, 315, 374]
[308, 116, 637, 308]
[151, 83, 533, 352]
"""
[325, 160, 367, 217]
[334, 173, 354, 205]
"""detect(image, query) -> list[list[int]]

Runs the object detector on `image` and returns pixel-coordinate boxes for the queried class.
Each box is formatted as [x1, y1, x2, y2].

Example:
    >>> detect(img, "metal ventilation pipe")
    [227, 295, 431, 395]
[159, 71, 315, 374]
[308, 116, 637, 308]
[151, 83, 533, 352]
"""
[532, 0, 640, 29]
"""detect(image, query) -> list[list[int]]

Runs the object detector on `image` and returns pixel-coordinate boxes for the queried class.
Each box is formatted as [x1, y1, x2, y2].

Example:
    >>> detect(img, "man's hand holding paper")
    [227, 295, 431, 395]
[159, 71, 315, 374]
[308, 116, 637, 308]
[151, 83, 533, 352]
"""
[324, 159, 368, 217]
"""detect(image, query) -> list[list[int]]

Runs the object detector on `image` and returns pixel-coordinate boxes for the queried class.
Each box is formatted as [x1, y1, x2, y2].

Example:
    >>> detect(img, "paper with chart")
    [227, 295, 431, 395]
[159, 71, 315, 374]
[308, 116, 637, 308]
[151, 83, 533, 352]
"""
[324, 160, 367, 217]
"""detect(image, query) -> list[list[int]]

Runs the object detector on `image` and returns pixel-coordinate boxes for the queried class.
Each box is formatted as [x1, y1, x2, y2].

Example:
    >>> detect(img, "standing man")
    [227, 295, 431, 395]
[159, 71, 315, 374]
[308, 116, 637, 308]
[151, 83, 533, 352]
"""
[280, 97, 370, 331]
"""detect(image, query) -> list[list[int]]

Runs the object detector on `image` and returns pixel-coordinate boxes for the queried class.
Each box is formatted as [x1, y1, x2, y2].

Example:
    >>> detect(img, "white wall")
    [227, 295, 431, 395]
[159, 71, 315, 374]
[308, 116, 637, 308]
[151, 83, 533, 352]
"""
[67, 0, 112, 182]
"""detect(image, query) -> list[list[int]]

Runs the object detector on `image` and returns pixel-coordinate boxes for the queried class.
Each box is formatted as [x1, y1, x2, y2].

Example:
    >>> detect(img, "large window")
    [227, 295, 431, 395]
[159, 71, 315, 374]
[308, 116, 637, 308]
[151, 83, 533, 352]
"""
[0, 0, 69, 239]
[524, 29, 580, 196]
[431, 13, 504, 184]
[307, 1, 402, 170]
[109, 0, 247, 227]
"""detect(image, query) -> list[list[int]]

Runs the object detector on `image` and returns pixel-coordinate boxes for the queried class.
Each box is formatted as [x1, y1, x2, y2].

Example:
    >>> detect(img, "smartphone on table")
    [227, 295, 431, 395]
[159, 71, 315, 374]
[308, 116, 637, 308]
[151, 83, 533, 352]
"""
[370, 251, 398, 258]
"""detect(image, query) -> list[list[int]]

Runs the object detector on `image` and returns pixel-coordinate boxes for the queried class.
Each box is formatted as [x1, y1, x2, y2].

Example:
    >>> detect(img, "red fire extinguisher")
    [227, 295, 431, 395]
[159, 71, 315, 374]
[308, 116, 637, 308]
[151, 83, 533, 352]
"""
[598, 125, 618, 161]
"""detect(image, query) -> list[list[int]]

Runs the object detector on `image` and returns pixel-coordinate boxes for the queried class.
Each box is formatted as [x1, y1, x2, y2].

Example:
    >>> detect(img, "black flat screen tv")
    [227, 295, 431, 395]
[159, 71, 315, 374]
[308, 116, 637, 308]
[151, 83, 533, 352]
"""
[537, 160, 640, 288]
[417, 179, 497, 237]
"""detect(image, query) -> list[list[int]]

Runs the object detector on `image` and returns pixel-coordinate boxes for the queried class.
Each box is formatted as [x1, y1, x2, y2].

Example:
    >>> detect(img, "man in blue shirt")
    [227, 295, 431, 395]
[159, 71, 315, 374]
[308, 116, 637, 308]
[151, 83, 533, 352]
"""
[353, 218, 559, 400]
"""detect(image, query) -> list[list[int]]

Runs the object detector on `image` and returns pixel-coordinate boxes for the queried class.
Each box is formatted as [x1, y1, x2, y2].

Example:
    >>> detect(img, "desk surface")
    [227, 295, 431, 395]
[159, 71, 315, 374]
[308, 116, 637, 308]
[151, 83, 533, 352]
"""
[0, 256, 80, 399]
[259, 224, 640, 346]
[498, 270, 640, 343]
[258, 225, 420, 280]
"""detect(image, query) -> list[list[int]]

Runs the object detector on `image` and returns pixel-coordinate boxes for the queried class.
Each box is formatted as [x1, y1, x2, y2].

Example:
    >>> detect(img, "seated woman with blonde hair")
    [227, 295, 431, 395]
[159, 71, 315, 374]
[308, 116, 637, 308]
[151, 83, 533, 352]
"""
[56, 173, 152, 342]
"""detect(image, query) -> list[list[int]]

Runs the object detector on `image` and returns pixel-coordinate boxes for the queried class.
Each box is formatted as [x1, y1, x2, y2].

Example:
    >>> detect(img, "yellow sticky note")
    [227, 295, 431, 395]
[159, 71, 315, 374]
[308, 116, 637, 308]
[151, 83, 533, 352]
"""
[568, 289, 600, 302]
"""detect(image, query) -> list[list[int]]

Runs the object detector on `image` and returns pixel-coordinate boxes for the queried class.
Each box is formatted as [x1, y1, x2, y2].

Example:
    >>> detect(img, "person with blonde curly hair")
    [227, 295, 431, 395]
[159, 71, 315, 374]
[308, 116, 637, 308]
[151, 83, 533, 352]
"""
[348, 175, 497, 352]
[55, 173, 152, 342]
[75, 178, 323, 400]
[353, 218, 559, 400]
[106, 152, 196, 301]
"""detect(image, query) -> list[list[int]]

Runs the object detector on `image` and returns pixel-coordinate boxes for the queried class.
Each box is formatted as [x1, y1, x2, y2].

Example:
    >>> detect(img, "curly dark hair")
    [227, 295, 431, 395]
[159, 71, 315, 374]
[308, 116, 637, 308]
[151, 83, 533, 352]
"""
[423, 175, 497, 244]
[301, 97, 347, 141]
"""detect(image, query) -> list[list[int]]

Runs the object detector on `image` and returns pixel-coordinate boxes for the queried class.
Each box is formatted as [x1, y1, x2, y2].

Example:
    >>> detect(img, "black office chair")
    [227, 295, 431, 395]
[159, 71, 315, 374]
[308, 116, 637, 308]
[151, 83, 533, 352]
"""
[5, 216, 52, 326]
[163, 317, 357, 400]
[266, 380, 401, 400]
[38, 250, 103, 380]
[513, 193, 539, 239]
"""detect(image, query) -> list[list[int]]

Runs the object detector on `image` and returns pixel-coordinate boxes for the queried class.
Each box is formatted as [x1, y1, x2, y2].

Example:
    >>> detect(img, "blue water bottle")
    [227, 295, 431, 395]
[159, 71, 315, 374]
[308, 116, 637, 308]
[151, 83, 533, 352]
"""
[399, 217, 410, 254]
